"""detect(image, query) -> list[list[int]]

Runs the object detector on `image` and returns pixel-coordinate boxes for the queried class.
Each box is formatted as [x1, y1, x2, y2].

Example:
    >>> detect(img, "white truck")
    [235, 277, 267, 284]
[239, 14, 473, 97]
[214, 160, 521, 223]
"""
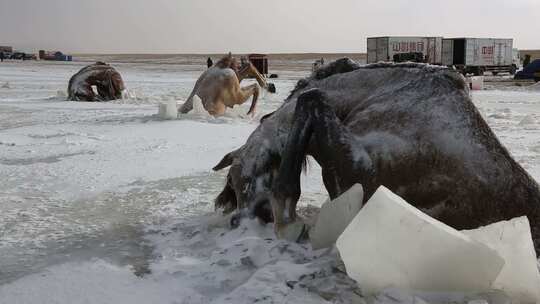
[367, 36, 443, 65]
[442, 38, 516, 75]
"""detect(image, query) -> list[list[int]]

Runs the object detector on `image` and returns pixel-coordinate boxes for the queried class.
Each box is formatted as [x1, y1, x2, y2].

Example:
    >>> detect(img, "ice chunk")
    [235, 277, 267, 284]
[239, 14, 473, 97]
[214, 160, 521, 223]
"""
[463, 216, 540, 303]
[336, 186, 505, 294]
[469, 76, 484, 90]
[310, 184, 363, 250]
[158, 100, 178, 120]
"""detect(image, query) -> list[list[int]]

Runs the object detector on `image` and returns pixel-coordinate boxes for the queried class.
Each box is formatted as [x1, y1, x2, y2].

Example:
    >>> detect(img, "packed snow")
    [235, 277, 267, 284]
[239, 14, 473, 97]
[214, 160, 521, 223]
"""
[0, 58, 539, 303]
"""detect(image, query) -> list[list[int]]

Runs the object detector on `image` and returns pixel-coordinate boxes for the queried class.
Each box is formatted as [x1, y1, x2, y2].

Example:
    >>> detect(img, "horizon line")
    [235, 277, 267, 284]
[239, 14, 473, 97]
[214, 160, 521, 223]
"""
[69, 52, 369, 56]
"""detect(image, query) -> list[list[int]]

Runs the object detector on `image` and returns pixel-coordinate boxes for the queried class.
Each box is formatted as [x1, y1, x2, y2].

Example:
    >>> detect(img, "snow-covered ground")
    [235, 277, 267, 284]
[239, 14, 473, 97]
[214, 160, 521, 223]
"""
[0, 59, 539, 303]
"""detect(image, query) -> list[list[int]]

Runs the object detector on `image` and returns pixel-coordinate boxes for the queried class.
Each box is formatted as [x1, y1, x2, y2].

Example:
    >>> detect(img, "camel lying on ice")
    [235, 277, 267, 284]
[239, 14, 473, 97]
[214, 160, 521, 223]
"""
[67, 62, 125, 102]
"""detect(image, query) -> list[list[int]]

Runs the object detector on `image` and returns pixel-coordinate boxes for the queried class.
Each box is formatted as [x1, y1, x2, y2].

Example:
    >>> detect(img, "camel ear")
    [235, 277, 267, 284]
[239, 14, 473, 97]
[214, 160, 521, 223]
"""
[213, 149, 240, 171]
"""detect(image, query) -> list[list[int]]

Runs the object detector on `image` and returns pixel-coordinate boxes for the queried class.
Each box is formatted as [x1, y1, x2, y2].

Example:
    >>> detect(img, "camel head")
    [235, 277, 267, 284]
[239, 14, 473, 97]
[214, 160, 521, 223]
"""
[110, 71, 126, 99]
[213, 145, 276, 223]
[96, 68, 126, 100]
[212, 96, 298, 224]
[214, 53, 277, 94]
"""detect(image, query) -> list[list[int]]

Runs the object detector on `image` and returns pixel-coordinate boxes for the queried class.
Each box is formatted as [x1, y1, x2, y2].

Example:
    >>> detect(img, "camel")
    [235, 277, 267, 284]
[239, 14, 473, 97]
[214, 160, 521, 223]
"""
[179, 54, 275, 116]
[212, 59, 540, 254]
[68, 62, 125, 102]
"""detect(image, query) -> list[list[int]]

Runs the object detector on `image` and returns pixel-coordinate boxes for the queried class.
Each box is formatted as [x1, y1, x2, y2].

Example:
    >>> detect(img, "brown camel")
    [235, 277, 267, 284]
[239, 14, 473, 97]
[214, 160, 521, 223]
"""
[67, 62, 125, 102]
[179, 54, 273, 116]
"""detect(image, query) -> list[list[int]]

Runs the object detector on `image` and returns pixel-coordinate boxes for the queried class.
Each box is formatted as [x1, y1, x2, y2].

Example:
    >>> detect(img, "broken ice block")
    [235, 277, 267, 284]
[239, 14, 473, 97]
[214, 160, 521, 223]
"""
[336, 186, 505, 294]
[469, 76, 484, 90]
[310, 184, 364, 250]
[463, 216, 540, 303]
[158, 101, 178, 120]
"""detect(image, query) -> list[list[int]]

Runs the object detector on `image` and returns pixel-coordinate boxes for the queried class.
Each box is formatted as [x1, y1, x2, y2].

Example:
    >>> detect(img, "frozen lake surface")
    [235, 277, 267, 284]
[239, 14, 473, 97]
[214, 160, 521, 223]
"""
[0, 59, 539, 303]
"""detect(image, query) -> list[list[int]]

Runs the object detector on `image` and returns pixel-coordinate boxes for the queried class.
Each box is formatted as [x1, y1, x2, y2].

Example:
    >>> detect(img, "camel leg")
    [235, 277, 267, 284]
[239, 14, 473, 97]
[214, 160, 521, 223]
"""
[271, 88, 366, 240]
[179, 97, 194, 114]
[231, 83, 260, 115]
[270, 91, 314, 239]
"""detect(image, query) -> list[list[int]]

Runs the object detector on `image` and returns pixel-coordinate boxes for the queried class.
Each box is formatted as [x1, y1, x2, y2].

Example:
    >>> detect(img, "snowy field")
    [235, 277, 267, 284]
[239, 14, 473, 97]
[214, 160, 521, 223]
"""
[0, 58, 539, 303]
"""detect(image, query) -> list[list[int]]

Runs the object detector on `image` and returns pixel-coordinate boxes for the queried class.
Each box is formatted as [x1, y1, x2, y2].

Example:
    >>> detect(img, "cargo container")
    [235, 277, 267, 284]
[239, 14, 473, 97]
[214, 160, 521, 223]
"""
[248, 54, 268, 75]
[367, 36, 443, 65]
[0, 46, 13, 53]
[442, 38, 515, 75]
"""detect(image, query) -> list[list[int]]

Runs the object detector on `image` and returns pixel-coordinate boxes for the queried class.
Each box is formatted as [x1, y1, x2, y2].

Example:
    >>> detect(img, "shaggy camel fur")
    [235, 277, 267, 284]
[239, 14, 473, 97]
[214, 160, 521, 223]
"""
[68, 62, 125, 102]
[213, 59, 540, 253]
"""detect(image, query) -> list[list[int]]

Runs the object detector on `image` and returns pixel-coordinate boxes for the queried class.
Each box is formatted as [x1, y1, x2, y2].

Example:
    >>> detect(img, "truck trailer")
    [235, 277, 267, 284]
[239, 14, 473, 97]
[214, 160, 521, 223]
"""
[442, 38, 515, 75]
[367, 36, 443, 65]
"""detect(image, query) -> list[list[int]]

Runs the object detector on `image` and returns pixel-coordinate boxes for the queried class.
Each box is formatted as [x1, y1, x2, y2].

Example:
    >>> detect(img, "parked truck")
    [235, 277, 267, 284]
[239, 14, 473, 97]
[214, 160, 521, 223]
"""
[39, 50, 72, 62]
[367, 36, 443, 65]
[442, 38, 515, 75]
[0, 46, 13, 58]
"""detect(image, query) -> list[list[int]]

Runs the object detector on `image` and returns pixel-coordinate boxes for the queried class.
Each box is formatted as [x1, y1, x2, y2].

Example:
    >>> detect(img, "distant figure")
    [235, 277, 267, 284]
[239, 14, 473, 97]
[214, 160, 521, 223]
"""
[523, 54, 531, 67]
[0, 51, 4, 62]
[320, 57, 325, 65]
[207, 57, 213, 68]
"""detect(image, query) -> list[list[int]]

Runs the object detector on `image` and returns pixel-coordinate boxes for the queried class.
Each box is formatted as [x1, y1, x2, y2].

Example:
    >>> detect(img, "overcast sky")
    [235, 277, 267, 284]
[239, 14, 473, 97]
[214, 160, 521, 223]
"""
[1, 0, 538, 53]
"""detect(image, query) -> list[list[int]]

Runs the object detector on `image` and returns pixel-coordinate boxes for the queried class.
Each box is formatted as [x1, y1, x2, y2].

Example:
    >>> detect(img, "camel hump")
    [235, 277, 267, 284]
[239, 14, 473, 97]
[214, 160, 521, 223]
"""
[312, 58, 360, 80]
[287, 58, 360, 100]
[205, 66, 236, 79]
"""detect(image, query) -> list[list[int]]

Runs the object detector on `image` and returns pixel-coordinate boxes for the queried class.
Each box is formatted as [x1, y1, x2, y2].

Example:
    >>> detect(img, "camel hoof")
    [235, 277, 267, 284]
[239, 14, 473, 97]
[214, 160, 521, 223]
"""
[277, 221, 308, 242]
[230, 213, 242, 229]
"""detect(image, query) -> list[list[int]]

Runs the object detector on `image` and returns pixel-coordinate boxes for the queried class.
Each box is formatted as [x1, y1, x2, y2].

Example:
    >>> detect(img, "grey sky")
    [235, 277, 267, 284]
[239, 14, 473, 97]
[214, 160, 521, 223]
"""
[1, 0, 539, 53]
